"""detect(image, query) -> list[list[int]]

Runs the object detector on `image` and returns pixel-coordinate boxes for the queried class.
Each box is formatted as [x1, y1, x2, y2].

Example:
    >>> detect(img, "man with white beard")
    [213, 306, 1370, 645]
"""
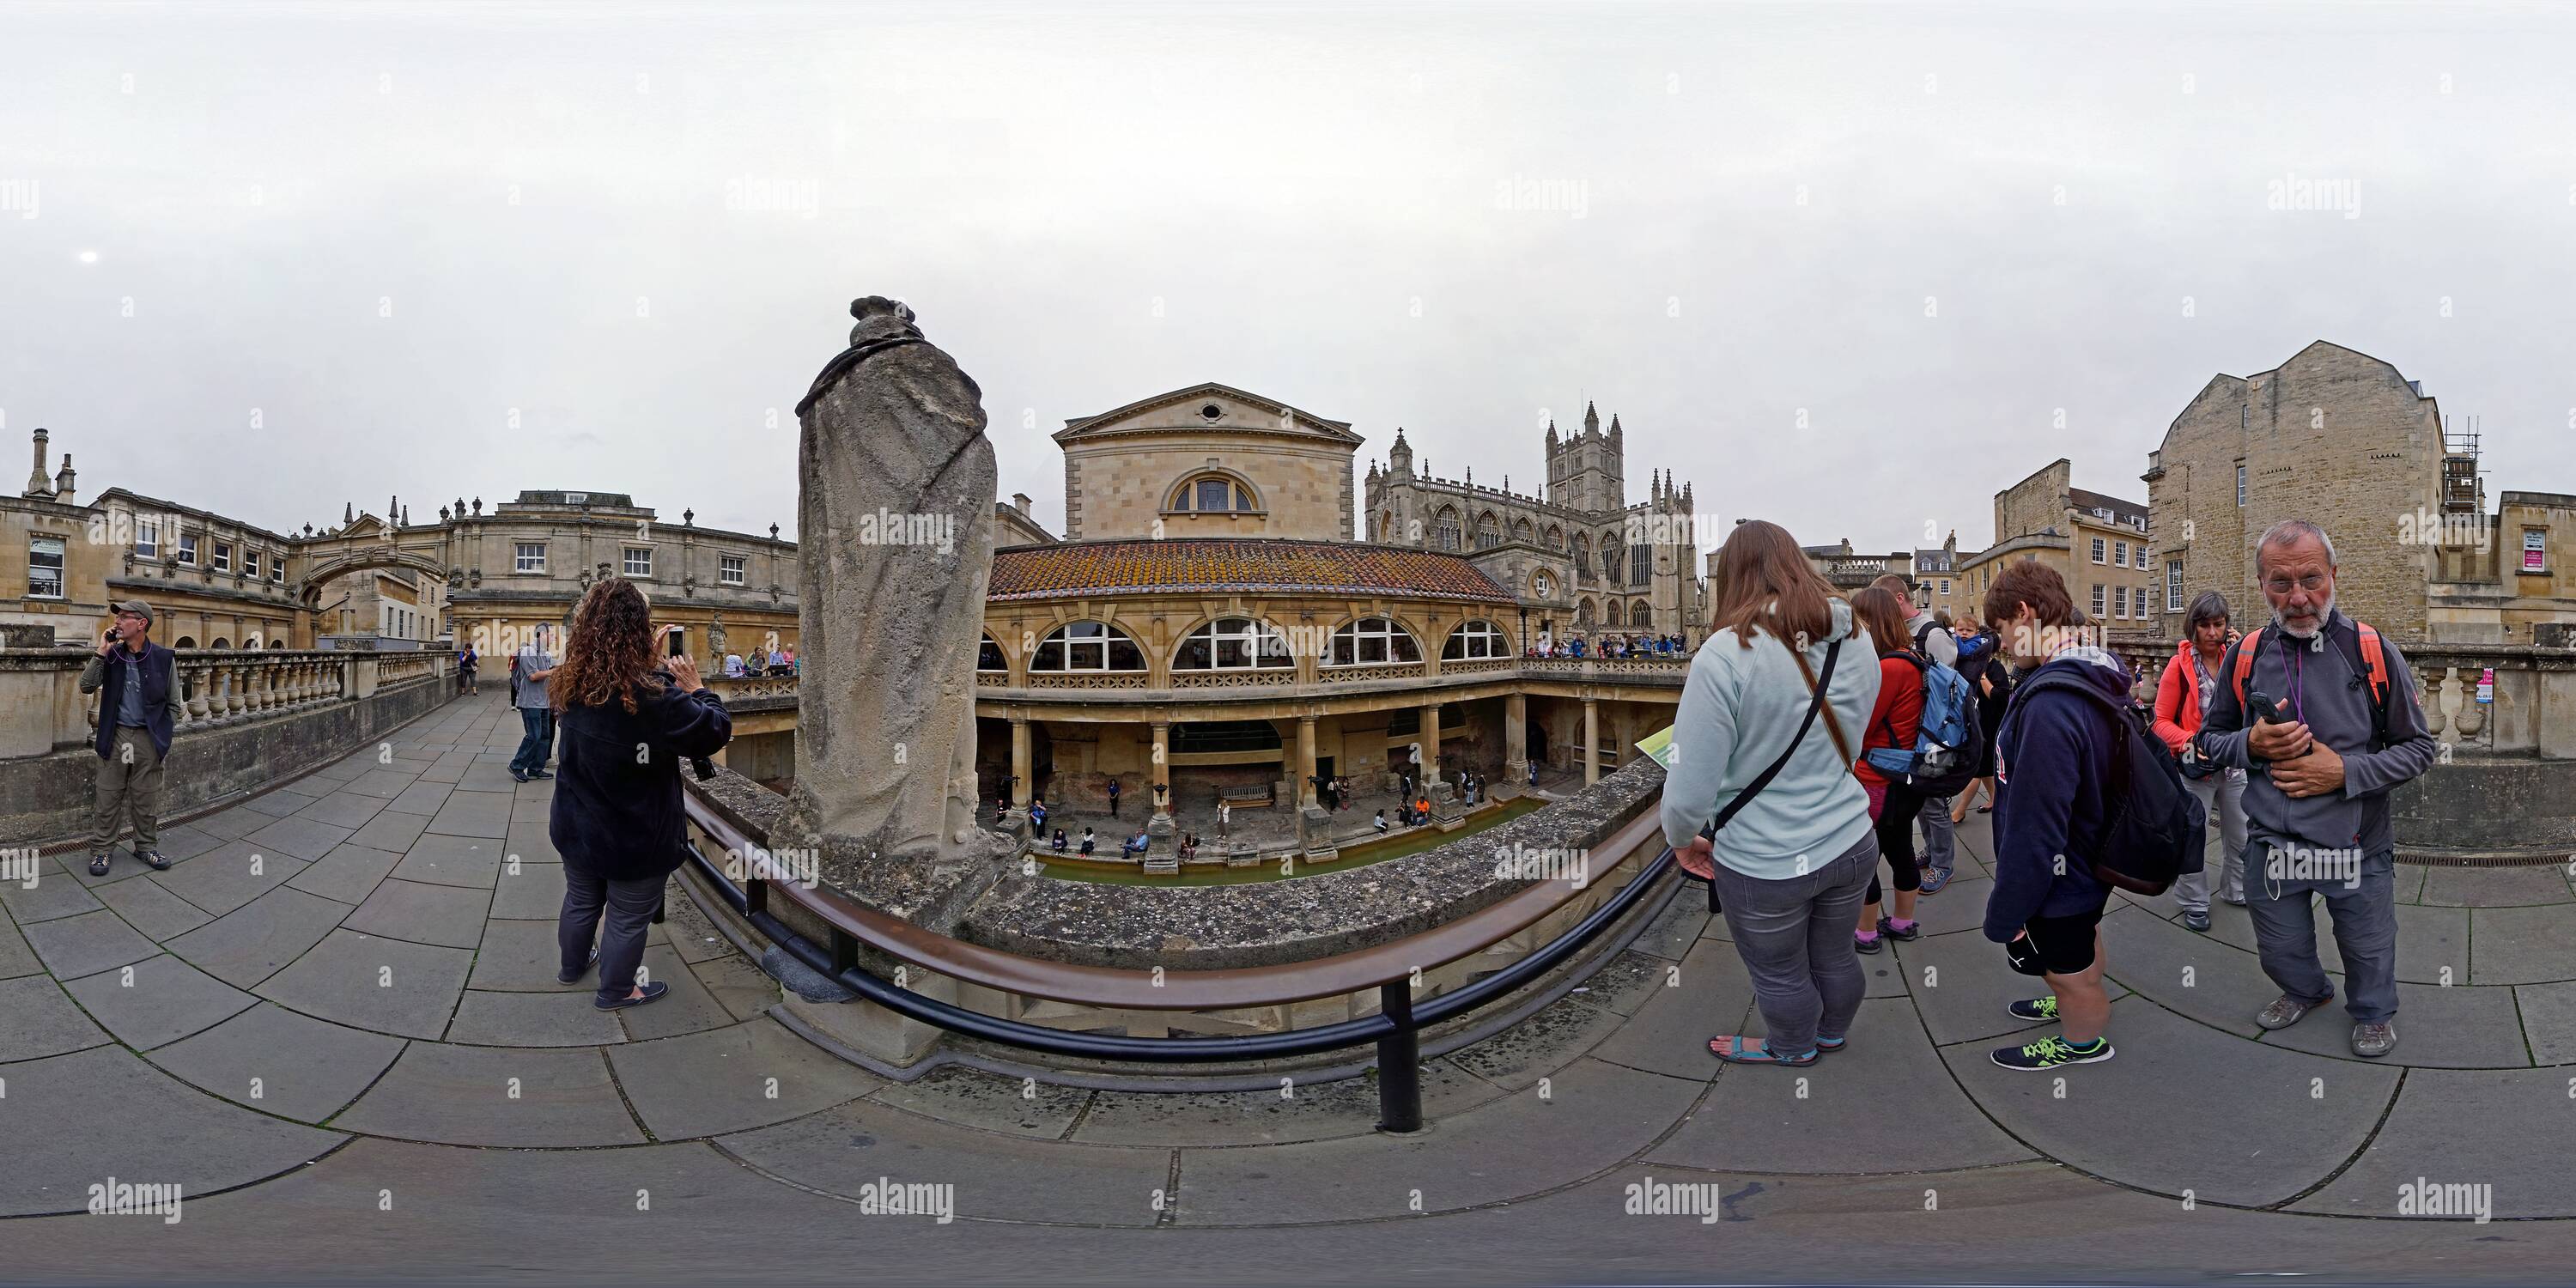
[2195, 520, 2436, 1057]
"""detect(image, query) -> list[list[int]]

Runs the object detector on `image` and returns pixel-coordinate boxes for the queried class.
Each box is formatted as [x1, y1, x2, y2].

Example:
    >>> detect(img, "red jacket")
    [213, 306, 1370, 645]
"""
[2151, 638, 2228, 754]
[1854, 653, 1924, 790]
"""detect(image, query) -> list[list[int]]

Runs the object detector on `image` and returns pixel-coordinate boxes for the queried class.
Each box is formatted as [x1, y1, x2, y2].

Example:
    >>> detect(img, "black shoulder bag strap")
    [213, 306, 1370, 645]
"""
[1697, 638, 1844, 913]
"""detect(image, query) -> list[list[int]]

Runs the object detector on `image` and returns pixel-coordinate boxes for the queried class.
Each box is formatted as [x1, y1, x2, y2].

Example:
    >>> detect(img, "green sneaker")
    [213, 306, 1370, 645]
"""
[2007, 996, 2058, 1022]
[1990, 1034, 2113, 1071]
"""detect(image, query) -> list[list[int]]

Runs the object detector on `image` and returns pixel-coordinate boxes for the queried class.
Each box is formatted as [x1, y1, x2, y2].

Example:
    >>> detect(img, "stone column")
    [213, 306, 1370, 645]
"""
[1583, 697, 1600, 787]
[1503, 692, 1529, 785]
[1296, 716, 1319, 809]
[1151, 720, 1174, 823]
[1419, 702, 1442, 786]
[1010, 716, 1033, 810]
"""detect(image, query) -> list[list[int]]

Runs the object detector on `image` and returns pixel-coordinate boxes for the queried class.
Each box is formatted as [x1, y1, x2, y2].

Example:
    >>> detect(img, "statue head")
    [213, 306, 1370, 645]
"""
[848, 295, 920, 347]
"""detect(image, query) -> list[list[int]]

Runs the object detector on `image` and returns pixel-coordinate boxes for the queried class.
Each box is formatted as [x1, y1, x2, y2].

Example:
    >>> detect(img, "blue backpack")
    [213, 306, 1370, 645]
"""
[1862, 647, 1982, 799]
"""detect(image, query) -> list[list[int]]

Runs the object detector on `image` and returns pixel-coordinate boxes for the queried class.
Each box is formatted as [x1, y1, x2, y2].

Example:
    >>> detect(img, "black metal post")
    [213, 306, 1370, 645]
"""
[1376, 980, 1423, 1133]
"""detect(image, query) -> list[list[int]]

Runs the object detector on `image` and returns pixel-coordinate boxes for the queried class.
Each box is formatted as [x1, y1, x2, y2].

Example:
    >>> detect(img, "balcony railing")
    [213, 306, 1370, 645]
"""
[0, 647, 450, 758]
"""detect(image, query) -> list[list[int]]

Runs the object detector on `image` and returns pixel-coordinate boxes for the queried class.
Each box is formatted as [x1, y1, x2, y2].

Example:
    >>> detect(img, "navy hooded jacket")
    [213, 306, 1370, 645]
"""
[1984, 649, 2128, 941]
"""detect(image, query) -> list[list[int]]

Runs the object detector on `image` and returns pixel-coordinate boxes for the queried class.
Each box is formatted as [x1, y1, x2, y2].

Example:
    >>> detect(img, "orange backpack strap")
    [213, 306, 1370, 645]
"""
[2356, 623, 2389, 699]
[2230, 625, 2265, 707]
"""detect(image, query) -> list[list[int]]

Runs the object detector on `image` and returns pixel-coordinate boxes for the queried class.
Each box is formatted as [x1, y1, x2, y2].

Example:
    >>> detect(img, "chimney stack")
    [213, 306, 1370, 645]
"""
[52, 453, 74, 506]
[24, 428, 52, 497]
[1012, 492, 1032, 516]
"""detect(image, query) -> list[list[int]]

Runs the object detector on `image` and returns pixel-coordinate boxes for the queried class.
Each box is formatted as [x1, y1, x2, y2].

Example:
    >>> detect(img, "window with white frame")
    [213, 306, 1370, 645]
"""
[27, 536, 64, 598]
[2237, 464, 2247, 507]
[1939, 579, 1951, 596]
[243, 550, 258, 579]
[271, 558, 283, 581]
[623, 547, 652, 577]
[515, 543, 546, 574]
[132, 517, 159, 557]
[1327, 617, 1423, 666]
[212, 541, 233, 572]
[1442, 620, 1507, 660]
[2092, 583, 2106, 617]
[2166, 560, 2184, 611]
[177, 532, 198, 565]
[2091, 537, 2106, 564]
[2113, 539, 2128, 566]
[2115, 586, 2129, 618]
[720, 555, 746, 585]
[1174, 617, 1294, 670]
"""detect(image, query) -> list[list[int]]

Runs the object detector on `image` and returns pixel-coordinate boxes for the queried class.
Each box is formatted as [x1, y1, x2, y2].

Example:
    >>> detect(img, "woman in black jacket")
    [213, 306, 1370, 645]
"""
[549, 577, 732, 1010]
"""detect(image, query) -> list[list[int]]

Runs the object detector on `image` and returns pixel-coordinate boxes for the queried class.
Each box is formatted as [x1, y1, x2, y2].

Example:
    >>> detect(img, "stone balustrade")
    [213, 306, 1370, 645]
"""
[0, 647, 450, 759]
[2401, 642, 2576, 759]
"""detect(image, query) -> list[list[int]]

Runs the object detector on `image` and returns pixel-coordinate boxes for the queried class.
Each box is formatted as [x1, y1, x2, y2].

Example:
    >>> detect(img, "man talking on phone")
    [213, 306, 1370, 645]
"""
[77, 601, 186, 877]
[2196, 520, 2435, 1058]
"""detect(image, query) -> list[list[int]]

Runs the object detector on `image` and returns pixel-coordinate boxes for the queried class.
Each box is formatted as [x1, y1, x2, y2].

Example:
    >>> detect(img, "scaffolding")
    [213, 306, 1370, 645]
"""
[2441, 416, 2486, 514]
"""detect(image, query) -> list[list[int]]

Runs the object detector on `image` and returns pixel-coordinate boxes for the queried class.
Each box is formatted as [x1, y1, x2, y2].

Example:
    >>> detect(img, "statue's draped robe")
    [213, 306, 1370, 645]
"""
[782, 331, 994, 859]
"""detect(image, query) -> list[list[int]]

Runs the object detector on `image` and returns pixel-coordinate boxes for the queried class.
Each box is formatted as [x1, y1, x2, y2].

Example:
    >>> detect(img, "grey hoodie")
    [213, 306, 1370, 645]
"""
[2195, 610, 2435, 858]
[1660, 599, 1882, 879]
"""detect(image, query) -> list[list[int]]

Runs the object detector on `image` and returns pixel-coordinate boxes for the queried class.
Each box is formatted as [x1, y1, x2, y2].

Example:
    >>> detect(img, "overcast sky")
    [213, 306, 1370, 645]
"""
[3, 1, 2571, 555]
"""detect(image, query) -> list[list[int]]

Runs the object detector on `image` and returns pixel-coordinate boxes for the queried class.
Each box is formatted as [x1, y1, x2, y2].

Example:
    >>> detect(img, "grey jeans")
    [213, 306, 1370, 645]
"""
[1710, 830, 1879, 1058]
[2171, 769, 2250, 913]
[2244, 840, 2398, 1025]
[1917, 793, 1955, 872]
[91, 726, 165, 852]
[560, 870, 664, 1005]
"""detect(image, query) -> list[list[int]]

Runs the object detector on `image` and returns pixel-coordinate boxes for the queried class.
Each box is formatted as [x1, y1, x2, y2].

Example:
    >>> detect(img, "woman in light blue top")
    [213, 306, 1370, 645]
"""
[1659, 520, 1882, 1066]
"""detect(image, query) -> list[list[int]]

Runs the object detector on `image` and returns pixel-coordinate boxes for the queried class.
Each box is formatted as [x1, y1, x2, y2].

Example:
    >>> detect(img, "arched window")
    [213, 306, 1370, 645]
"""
[1430, 507, 1462, 551]
[1600, 538, 1623, 586]
[1442, 619, 1508, 660]
[1513, 519, 1534, 545]
[1575, 598, 1595, 628]
[1630, 601, 1653, 627]
[977, 633, 1008, 671]
[1031, 621, 1145, 671]
[270, 639, 289, 649]
[1375, 512, 1393, 543]
[1327, 617, 1423, 666]
[1168, 473, 1259, 513]
[1175, 617, 1293, 670]
[1630, 539, 1654, 586]
[210, 637, 230, 649]
[1571, 533, 1591, 574]
[1544, 524, 1564, 551]
[1473, 513, 1501, 550]
[173, 635, 197, 649]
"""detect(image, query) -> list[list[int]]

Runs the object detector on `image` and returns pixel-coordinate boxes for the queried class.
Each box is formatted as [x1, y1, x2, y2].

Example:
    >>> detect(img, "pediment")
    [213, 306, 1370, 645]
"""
[1054, 382, 1362, 447]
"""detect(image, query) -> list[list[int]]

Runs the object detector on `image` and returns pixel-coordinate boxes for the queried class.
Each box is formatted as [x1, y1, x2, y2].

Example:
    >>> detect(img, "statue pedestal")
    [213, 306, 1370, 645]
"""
[1428, 783, 1466, 832]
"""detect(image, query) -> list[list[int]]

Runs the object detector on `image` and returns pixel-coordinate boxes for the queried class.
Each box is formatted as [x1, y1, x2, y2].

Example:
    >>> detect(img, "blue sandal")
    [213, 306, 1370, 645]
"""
[1815, 1036, 1847, 1053]
[1708, 1035, 1819, 1066]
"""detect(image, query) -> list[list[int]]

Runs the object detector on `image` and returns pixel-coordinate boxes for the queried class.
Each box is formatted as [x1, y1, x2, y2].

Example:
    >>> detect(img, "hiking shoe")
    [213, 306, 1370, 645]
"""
[1877, 916, 1920, 942]
[2351, 1022, 2397, 1058]
[137, 849, 172, 872]
[594, 981, 668, 1012]
[2007, 996, 2059, 1023]
[2257, 993, 2331, 1030]
[1990, 1035, 2113, 1071]
[2181, 909, 2211, 933]
[87, 852, 112, 877]
[1917, 866, 1951, 896]
[1854, 933, 1883, 955]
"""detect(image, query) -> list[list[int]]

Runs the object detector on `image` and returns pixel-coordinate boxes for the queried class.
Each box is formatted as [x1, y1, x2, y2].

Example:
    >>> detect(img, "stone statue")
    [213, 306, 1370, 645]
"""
[708, 611, 726, 659]
[777, 296, 1006, 917]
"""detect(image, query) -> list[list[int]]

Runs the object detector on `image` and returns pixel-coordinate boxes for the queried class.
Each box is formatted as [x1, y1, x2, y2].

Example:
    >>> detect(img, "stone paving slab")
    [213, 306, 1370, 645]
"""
[1584, 938, 1751, 1080]
[152, 838, 307, 917]
[21, 908, 160, 979]
[62, 951, 258, 1050]
[147, 824, 229, 866]
[508, 795, 551, 824]
[333, 1042, 644, 1146]
[45, 845, 157, 890]
[2512, 980, 2576, 1066]
[2469, 903, 2576, 985]
[2254, 979, 2529, 1066]
[344, 806, 432, 854]
[341, 768, 421, 800]
[384, 781, 455, 817]
[467, 918, 586, 992]
[612, 943, 740, 1040]
[167, 885, 354, 987]
[442, 988, 628, 1047]
[2295, 1066, 2576, 1218]
[458, 763, 522, 793]
[2099, 902, 2274, 1036]
[391, 834, 506, 889]
[489, 860, 567, 919]
[611, 1016, 884, 1139]
[235, 789, 305, 819]
[691, 952, 785, 1021]
[1628, 893, 1706, 961]
[424, 789, 513, 840]
[1072, 1055, 1504, 1147]
[1905, 874, 1996, 938]
[286, 842, 405, 906]
[0, 1045, 346, 1216]
[242, 815, 357, 864]
[264, 775, 327, 800]
[1941, 996, 2398, 1207]
[1649, 997, 2032, 1176]
[0, 913, 39, 978]
[1896, 929, 2131, 1046]
[725, 1098, 1170, 1227]
[0, 973, 110, 1063]
[659, 878, 739, 964]
[0, 870, 104, 922]
[147, 1001, 407, 1122]
[255, 928, 474, 1040]
[865, 1064, 1094, 1139]
[1448, 993, 1631, 1090]
[343, 878, 492, 950]
[2416, 863, 2576, 908]
[92, 871, 215, 940]
[187, 805, 274, 840]
[290, 789, 389, 830]
[503, 819, 561, 864]
[1179, 1057, 1704, 1224]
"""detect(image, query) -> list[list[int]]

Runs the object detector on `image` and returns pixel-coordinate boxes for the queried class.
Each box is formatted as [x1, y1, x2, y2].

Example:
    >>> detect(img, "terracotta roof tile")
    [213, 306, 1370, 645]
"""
[990, 539, 1510, 602]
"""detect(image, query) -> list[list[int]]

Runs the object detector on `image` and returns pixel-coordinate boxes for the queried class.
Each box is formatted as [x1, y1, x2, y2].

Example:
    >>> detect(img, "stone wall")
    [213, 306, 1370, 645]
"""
[0, 672, 455, 844]
[1061, 429, 1355, 542]
[1994, 459, 2072, 541]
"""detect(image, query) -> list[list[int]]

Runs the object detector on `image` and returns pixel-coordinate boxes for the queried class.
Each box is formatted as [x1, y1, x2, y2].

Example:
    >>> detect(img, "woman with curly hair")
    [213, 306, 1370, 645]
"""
[550, 576, 732, 1011]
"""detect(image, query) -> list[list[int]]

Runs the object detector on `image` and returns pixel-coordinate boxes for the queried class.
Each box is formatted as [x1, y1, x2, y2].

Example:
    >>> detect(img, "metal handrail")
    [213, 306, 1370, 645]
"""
[679, 784, 1676, 1131]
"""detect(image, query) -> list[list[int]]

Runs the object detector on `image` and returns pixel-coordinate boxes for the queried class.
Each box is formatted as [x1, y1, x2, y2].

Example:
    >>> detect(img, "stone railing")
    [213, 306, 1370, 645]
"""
[2398, 643, 2576, 759]
[705, 671, 802, 703]
[1521, 655, 1692, 677]
[1438, 657, 1515, 677]
[166, 650, 349, 730]
[1170, 669, 1298, 689]
[0, 647, 448, 758]
[1319, 661, 1426, 683]
[707, 656, 1703, 714]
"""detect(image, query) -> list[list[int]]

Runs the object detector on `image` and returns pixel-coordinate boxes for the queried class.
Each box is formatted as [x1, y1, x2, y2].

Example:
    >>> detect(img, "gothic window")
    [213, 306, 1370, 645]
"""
[1601, 545, 1623, 585]
[1576, 598, 1596, 628]
[1175, 617, 1294, 670]
[1327, 617, 1424, 666]
[1631, 601, 1652, 627]
[1513, 519, 1534, 545]
[1032, 621, 1145, 671]
[1431, 507, 1462, 551]
[1571, 533, 1592, 576]
[1473, 513, 1502, 550]
[1629, 541, 1652, 586]
[1544, 524, 1564, 550]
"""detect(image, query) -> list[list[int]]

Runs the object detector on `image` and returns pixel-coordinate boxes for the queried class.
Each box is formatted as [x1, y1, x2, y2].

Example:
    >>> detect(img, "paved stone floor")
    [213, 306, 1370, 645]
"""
[5, 690, 2574, 1283]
